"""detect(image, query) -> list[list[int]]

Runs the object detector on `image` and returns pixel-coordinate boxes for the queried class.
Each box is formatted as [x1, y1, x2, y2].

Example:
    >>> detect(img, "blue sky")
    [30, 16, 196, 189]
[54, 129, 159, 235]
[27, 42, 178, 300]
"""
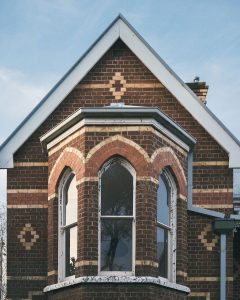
[0, 0, 240, 205]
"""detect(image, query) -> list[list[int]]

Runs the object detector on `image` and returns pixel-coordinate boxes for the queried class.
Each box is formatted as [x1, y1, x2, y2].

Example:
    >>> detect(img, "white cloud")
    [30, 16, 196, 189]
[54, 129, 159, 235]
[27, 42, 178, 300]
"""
[0, 67, 57, 144]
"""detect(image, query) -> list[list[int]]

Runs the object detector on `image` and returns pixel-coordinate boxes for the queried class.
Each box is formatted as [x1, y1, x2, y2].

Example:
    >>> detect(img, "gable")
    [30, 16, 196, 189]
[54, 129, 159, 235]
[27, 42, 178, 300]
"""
[0, 15, 240, 168]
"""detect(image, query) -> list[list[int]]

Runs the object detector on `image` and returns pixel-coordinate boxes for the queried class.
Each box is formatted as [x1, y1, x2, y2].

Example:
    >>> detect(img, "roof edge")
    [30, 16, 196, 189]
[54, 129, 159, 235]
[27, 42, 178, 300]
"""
[0, 15, 122, 153]
[1, 14, 240, 168]
[40, 106, 196, 152]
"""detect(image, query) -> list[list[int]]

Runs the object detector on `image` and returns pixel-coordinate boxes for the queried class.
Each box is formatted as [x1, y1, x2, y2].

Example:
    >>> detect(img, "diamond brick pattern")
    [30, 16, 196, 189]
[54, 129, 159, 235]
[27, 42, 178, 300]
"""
[198, 224, 219, 251]
[109, 72, 126, 100]
[17, 223, 39, 250]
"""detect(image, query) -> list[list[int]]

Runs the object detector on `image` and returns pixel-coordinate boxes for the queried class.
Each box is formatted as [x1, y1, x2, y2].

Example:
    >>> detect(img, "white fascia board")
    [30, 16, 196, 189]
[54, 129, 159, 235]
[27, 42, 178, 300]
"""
[119, 19, 240, 168]
[1, 16, 240, 168]
[44, 118, 190, 152]
[0, 20, 121, 169]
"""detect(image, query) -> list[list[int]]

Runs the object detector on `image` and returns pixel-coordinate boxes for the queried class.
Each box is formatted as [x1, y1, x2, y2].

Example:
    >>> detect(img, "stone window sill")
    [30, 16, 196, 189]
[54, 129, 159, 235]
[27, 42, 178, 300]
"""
[43, 276, 190, 294]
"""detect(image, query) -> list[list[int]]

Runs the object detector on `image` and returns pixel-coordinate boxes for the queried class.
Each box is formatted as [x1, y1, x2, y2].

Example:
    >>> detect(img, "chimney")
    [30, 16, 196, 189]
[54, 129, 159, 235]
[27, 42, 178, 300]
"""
[186, 77, 209, 105]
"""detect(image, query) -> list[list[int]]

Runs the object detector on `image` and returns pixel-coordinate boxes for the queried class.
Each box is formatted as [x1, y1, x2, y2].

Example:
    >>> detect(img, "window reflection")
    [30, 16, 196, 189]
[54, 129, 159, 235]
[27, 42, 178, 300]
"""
[157, 175, 170, 225]
[101, 219, 132, 271]
[65, 226, 77, 277]
[101, 162, 133, 216]
[66, 175, 78, 225]
[100, 159, 134, 274]
[157, 173, 171, 278]
[157, 227, 168, 277]
[63, 174, 77, 277]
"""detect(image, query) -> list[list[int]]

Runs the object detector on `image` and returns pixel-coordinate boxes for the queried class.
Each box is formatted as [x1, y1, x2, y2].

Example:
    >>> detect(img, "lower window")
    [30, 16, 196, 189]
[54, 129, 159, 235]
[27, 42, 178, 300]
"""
[156, 171, 176, 281]
[58, 169, 78, 281]
[99, 157, 135, 275]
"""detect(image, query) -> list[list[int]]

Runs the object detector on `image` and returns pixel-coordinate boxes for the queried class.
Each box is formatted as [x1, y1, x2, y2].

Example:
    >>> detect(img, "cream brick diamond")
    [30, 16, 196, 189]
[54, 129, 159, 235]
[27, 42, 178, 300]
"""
[17, 223, 39, 250]
[198, 223, 219, 251]
[109, 72, 126, 100]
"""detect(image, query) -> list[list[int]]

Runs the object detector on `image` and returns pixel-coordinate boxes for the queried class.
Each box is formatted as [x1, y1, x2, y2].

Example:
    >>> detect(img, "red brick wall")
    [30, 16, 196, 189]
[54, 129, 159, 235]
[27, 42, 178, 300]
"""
[7, 39, 234, 299]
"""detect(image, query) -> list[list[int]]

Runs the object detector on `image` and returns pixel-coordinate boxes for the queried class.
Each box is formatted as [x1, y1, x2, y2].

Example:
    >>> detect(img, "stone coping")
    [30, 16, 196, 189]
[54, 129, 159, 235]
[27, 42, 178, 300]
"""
[43, 276, 190, 294]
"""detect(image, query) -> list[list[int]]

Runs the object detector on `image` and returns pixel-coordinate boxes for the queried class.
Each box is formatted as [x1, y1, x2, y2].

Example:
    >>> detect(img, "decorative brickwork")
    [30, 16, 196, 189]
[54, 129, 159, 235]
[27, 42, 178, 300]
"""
[109, 72, 127, 99]
[17, 223, 40, 250]
[198, 224, 219, 251]
[6, 36, 235, 300]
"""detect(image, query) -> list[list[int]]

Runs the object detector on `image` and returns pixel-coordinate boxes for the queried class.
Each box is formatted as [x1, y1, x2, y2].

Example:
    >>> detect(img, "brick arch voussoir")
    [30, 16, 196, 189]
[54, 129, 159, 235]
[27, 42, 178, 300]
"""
[152, 151, 187, 196]
[86, 140, 149, 176]
[49, 151, 85, 195]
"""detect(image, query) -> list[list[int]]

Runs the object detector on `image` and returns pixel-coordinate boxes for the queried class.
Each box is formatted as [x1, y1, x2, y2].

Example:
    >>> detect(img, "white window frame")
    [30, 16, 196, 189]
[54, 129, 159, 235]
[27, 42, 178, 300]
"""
[58, 168, 77, 282]
[98, 157, 136, 276]
[157, 169, 177, 282]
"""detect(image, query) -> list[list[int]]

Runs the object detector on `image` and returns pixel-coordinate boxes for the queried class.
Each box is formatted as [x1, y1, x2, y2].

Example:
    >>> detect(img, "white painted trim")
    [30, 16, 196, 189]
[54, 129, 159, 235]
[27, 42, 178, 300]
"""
[98, 157, 136, 276]
[118, 18, 240, 167]
[58, 169, 77, 282]
[43, 275, 190, 293]
[157, 170, 177, 282]
[0, 19, 119, 168]
[1, 15, 240, 168]
[44, 117, 190, 152]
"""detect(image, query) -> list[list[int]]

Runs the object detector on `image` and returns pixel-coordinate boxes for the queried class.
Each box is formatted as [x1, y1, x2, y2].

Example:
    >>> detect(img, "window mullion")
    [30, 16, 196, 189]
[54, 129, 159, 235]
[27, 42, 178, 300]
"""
[101, 215, 133, 219]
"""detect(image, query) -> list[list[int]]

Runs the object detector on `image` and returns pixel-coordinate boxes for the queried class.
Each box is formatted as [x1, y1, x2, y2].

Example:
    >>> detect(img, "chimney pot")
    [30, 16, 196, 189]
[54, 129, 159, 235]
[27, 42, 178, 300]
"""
[186, 81, 209, 104]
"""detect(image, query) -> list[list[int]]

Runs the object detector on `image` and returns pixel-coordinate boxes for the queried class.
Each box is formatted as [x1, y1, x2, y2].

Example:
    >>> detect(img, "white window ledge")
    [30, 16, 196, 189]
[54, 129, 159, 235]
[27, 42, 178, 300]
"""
[43, 276, 190, 294]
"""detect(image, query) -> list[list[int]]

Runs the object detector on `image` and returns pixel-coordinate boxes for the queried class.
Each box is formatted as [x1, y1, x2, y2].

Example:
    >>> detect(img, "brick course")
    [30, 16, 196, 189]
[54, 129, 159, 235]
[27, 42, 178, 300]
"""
[7, 39, 234, 299]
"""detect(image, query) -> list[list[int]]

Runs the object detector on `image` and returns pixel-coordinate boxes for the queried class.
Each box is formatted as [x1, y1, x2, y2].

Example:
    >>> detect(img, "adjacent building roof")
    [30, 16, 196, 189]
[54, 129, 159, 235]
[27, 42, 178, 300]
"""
[1, 14, 240, 168]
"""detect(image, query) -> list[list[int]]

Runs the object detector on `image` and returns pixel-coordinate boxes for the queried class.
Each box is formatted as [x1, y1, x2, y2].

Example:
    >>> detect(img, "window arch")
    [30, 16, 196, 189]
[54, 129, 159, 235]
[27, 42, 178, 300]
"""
[58, 169, 78, 281]
[157, 169, 176, 281]
[99, 157, 136, 275]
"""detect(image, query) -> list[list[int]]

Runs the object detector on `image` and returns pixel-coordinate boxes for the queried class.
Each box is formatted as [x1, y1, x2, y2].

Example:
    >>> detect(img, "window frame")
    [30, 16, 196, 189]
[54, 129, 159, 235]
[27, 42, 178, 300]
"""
[156, 169, 177, 282]
[98, 157, 136, 276]
[58, 169, 78, 282]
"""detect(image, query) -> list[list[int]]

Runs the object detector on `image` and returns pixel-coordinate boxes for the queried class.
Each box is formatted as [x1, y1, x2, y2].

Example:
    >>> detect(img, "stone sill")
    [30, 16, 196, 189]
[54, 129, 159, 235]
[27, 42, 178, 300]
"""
[43, 276, 190, 294]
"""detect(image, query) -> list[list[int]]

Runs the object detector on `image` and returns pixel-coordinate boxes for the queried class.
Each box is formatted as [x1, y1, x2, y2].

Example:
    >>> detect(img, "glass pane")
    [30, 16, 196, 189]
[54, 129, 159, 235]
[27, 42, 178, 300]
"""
[157, 227, 168, 278]
[101, 219, 132, 271]
[65, 225, 77, 277]
[157, 174, 170, 225]
[101, 162, 133, 215]
[66, 175, 77, 225]
[234, 169, 240, 198]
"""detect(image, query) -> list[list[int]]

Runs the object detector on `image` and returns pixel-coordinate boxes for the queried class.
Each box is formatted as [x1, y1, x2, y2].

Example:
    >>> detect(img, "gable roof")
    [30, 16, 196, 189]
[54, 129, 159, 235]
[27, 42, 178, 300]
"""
[1, 14, 240, 168]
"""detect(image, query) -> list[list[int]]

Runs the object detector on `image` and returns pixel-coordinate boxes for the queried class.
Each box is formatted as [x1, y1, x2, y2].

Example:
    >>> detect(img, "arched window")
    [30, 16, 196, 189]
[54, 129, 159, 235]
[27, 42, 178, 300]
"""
[58, 169, 78, 281]
[99, 157, 135, 275]
[157, 170, 176, 281]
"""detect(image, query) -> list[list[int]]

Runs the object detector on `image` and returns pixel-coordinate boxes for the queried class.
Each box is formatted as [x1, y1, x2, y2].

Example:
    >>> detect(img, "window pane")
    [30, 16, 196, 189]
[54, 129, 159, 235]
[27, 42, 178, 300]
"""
[101, 219, 132, 271]
[66, 175, 77, 225]
[65, 225, 77, 277]
[157, 174, 170, 225]
[101, 162, 133, 215]
[157, 226, 168, 278]
[234, 169, 240, 199]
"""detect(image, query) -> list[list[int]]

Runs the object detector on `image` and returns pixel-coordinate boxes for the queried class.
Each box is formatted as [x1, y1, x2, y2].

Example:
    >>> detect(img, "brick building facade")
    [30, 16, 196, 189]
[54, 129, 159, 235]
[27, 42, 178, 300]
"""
[1, 15, 240, 300]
